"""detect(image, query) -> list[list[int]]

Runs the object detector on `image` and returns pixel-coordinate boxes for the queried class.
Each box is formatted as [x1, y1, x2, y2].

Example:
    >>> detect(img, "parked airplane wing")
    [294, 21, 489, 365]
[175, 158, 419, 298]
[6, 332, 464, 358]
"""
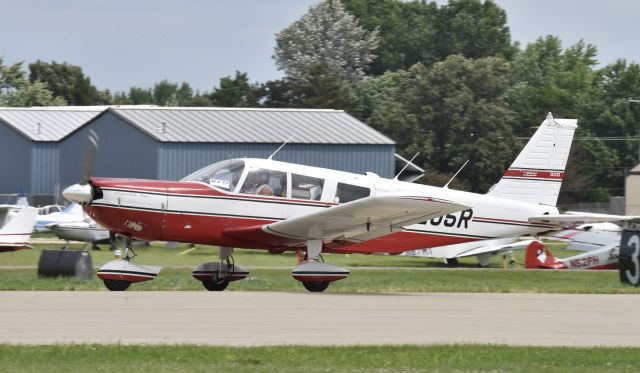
[529, 212, 640, 223]
[544, 229, 620, 251]
[225, 194, 469, 245]
[453, 239, 540, 258]
[0, 206, 38, 252]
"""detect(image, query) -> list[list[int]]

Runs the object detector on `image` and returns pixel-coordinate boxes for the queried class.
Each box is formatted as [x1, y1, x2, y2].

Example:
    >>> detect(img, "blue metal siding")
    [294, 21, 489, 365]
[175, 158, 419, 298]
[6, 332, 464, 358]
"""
[0, 122, 31, 194]
[30, 143, 59, 194]
[158, 143, 395, 181]
[59, 112, 159, 189]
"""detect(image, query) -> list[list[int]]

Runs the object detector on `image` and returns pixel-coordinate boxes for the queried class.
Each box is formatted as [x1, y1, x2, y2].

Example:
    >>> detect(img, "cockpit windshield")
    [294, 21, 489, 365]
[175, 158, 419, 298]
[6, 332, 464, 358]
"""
[181, 159, 245, 192]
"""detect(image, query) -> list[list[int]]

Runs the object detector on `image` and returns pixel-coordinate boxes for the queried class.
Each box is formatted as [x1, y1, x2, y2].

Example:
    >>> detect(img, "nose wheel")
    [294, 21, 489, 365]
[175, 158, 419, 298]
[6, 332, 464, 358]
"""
[96, 234, 161, 291]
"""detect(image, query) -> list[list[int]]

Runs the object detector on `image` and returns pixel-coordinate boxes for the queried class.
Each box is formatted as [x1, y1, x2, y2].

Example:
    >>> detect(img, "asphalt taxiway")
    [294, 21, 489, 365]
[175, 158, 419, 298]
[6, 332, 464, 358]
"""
[2, 291, 639, 346]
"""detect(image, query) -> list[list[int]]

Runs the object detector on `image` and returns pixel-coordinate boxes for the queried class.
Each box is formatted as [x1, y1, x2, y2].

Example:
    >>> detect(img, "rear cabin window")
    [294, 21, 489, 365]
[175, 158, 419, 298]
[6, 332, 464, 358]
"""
[335, 183, 370, 203]
[239, 168, 287, 198]
[291, 174, 324, 201]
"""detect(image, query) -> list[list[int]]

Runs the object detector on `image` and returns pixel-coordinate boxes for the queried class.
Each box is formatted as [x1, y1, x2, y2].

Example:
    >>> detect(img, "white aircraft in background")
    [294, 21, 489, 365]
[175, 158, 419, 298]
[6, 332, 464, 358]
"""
[525, 240, 619, 270]
[35, 203, 84, 232]
[47, 218, 111, 250]
[63, 113, 637, 292]
[0, 205, 38, 252]
[36, 203, 111, 249]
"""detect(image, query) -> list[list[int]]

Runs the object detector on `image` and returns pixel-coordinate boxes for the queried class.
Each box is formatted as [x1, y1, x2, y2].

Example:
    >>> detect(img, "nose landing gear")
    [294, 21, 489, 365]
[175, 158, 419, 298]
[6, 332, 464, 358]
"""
[97, 234, 161, 291]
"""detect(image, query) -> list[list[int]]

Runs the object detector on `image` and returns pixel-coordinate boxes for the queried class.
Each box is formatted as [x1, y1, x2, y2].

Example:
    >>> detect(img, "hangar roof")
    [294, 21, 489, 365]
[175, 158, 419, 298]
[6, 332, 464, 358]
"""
[0, 106, 104, 141]
[0, 106, 394, 145]
[109, 107, 394, 144]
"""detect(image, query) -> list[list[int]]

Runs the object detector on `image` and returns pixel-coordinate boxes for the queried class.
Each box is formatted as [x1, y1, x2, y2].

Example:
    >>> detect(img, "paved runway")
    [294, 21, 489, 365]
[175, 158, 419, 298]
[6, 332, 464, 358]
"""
[2, 291, 640, 346]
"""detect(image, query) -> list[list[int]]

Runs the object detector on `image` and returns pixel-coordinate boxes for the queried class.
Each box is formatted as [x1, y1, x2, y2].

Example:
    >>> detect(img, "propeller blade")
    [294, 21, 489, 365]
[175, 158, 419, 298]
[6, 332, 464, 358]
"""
[81, 129, 99, 185]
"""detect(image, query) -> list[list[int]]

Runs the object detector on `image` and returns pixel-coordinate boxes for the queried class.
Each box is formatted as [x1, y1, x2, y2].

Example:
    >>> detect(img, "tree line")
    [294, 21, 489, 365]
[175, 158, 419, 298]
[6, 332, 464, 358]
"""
[1, 0, 639, 203]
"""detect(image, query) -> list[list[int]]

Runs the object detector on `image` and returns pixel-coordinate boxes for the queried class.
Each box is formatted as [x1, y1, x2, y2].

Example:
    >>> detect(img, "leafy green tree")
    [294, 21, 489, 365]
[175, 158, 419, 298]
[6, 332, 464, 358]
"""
[0, 58, 66, 106]
[209, 71, 260, 107]
[358, 56, 517, 192]
[504, 36, 634, 201]
[259, 79, 295, 108]
[341, 0, 439, 75]
[28, 60, 109, 105]
[436, 0, 515, 61]
[153, 80, 179, 106]
[506, 36, 599, 130]
[288, 63, 358, 110]
[273, 0, 379, 83]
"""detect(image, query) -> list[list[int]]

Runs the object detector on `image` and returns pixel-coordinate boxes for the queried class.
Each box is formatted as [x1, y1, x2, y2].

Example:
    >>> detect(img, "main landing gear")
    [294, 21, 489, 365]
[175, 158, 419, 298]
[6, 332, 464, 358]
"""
[96, 233, 161, 291]
[192, 247, 249, 291]
[291, 240, 350, 293]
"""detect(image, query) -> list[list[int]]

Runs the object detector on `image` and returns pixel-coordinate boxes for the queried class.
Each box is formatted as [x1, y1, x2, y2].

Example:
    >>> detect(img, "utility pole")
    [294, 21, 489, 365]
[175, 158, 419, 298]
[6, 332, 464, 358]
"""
[629, 99, 640, 163]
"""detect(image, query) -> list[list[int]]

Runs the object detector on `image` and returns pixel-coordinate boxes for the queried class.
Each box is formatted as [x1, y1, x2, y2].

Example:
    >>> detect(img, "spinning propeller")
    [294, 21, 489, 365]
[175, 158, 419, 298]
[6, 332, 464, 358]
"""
[62, 130, 100, 205]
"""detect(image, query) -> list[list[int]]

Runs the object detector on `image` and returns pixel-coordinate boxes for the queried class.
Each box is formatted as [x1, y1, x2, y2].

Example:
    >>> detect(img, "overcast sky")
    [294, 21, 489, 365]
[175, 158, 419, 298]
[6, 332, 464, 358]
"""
[1, 0, 638, 93]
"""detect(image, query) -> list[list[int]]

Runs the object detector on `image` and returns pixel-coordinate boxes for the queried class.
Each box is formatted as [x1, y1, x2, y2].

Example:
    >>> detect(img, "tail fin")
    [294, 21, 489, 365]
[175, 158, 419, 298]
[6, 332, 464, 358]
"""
[487, 112, 577, 206]
[524, 241, 566, 269]
[0, 207, 38, 252]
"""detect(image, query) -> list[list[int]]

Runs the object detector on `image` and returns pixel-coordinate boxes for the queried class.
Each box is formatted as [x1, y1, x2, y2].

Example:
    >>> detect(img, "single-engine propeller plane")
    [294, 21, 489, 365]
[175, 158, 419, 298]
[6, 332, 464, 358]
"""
[62, 113, 636, 292]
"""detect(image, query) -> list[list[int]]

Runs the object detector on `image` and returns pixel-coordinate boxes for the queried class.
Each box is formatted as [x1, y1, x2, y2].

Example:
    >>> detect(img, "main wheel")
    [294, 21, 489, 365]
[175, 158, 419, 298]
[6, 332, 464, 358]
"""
[302, 281, 330, 293]
[202, 279, 229, 291]
[445, 258, 459, 267]
[103, 279, 131, 291]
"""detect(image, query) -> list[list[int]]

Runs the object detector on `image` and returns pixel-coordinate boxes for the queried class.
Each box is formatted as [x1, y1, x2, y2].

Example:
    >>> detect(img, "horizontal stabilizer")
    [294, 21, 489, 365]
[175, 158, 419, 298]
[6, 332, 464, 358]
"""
[529, 212, 640, 223]
[455, 239, 540, 258]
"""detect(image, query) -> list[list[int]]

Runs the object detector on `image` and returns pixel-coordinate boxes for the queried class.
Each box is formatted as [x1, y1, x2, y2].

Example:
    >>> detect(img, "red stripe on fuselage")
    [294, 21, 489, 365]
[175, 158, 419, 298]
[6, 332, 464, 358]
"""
[86, 203, 480, 254]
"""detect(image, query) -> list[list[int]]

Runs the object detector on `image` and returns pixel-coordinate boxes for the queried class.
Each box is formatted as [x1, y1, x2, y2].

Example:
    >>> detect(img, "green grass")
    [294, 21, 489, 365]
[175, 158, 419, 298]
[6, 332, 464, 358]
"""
[0, 241, 576, 268]
[1, 265, 638, 293]
[0, 344, 638, 372]
[2, 241, 637, 293]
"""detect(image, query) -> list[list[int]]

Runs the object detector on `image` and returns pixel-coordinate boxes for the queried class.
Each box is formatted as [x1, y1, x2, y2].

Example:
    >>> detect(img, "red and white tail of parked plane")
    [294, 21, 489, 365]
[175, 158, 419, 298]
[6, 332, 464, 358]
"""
[0, 206, 38, 252]
[525, 240, 619, 270]
[62, 113, 638, 291]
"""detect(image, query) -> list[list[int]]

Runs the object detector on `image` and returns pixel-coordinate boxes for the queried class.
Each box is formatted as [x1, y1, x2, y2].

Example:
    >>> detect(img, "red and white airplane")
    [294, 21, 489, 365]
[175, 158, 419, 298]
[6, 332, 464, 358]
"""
[525, 240, 619, 270]
[62, 113, 634, 292]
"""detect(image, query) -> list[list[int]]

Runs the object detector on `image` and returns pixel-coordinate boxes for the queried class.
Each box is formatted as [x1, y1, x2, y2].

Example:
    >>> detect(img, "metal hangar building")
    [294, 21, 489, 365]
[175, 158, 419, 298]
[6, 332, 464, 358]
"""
[0, 106, 396, 201]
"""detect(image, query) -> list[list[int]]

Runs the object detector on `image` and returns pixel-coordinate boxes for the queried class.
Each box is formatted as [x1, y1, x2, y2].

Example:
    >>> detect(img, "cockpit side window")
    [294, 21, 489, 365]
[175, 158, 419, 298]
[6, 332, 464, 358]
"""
[291, 174, 324, 201]
[181, 159, 245, 192]
[335, 182, 370, 203]
[240, 168, 287, 198]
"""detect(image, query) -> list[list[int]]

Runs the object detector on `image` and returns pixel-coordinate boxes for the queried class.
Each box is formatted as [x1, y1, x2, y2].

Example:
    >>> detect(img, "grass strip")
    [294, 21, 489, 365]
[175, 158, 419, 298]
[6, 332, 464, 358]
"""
[0, 344, 637, 373]
[1, 267, 639, 293]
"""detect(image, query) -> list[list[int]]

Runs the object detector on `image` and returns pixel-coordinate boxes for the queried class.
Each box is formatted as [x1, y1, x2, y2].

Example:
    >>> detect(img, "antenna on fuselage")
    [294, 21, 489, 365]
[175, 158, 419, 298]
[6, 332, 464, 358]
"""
[393, 152, 420, 181]
[443, 160, 469, 189]
[267, 135, 295, 160]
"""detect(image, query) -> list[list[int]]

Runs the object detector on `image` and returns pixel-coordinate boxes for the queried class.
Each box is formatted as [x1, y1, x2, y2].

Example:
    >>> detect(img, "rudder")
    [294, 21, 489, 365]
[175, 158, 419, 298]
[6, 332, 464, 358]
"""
[487, 112, 577, 206]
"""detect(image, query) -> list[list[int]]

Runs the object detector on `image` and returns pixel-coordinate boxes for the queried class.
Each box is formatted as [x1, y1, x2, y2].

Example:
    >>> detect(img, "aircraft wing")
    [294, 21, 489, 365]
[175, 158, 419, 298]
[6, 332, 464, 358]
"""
[403, 237, 537, 259]
[225, 194, 469, 245]
[454, 239, 539, 258]
[529, 212, 640, 223]
[543, 229, 621, 252]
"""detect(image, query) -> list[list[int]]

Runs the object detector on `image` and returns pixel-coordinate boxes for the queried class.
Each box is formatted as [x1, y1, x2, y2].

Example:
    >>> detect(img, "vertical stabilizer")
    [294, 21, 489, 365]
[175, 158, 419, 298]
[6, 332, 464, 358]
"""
[524, 241, 566, 269]
[487, 113, 577, 206]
